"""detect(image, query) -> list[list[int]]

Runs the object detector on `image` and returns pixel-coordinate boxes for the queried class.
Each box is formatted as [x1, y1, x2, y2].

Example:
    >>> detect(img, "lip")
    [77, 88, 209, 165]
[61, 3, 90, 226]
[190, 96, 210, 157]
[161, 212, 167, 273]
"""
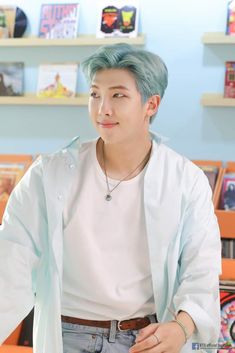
[98, 122, 119, 128]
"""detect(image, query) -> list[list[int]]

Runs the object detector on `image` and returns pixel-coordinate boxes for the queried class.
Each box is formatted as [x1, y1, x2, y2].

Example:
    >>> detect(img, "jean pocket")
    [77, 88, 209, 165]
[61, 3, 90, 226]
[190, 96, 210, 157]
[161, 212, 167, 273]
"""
[115, 331, 137, 348]
[62, 329, 92, 353]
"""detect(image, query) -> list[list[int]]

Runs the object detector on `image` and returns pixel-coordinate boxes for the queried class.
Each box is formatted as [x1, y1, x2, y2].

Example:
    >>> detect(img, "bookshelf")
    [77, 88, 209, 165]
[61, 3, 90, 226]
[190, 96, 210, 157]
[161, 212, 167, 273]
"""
[0, 34, 145, 47]
[201, 94, 235, 107]
[202, 32, 235, 44]
[0, 35, 145, 106]
[201, 33, 235, 107]
[214, 162, 235, 281]
[0, 155, 32, 224]
[0, 94, 89, 106]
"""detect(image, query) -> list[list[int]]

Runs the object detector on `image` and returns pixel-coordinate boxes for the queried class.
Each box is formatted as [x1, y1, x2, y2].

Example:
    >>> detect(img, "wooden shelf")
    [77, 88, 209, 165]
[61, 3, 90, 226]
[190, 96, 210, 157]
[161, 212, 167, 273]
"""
[216, 210, 235, 238]
[0, 34, 145, 47]
[201, 93, 235, 107]
[0, 94, 89, 106]
[220, 258, 235, 280]
[202, 32, 235, 44]
[215, 162, 235, 238]
[0, 346, 32, 352]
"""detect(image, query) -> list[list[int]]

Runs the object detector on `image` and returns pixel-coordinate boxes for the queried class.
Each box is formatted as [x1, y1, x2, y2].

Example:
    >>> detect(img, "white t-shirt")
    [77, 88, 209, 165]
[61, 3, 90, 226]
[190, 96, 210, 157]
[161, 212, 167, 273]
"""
[61, 139, 155, 320]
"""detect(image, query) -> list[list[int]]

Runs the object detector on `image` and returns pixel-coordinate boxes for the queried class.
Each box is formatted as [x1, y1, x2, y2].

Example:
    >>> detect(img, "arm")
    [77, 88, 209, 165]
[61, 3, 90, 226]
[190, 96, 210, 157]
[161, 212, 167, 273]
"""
[0, 157, 47, 344]
[129, 168, 221, 353]
[173, 168, 222, 345]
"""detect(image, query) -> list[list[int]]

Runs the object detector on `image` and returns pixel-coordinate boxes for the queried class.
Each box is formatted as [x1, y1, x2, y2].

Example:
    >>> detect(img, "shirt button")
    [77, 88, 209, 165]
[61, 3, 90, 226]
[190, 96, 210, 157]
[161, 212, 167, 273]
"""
[69, 163, 75, 169]
[57, 194, 63, 200]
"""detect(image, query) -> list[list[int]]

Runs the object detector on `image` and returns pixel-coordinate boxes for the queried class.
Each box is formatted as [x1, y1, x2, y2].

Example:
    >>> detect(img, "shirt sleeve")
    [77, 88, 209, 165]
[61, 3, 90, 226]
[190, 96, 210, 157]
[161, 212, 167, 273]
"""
[173, 167, 222, 348]
[0, 157, 46, 344]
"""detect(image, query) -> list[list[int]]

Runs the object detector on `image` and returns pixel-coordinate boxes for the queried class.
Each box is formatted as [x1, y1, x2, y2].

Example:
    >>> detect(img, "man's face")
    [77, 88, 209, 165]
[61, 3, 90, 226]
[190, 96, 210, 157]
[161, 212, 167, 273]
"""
[88, 68, 151, 145]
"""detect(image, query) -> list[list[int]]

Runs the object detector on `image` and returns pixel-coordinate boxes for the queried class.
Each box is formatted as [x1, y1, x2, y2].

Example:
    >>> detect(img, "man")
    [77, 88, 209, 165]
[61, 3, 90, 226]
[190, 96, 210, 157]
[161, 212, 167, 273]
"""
[0, 44, 221, 353]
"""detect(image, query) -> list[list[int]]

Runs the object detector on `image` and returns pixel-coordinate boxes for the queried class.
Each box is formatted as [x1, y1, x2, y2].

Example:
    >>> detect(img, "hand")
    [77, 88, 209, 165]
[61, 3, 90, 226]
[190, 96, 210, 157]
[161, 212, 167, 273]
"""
[129, 322, 186, 353]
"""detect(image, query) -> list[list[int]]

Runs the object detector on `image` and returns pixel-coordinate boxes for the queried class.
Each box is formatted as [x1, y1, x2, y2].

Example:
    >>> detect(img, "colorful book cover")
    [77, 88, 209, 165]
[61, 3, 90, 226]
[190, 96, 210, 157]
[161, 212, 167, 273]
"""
[0, 163, 25, 202]
[218, 287, 235, 352]
[226, 0, 235, 35]
[0, 62, 24, 96]
[0, 6, 16, 38]
[38, 3, 79, 39]
[197, 165, 218, 192]
[37, 64, 78, 98]
[224, 62, 235, 98]
[96, 0, 139, 38]
[220, 173, 235, 210]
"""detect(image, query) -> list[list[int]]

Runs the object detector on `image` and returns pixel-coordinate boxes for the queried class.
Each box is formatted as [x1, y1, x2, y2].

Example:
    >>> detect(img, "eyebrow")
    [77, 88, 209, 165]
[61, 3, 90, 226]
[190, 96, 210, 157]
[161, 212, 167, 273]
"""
[90, 84, 130, 91]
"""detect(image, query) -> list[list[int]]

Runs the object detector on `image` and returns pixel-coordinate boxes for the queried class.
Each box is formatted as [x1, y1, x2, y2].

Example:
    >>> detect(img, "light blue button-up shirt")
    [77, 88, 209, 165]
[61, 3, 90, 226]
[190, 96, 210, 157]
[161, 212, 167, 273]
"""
[0, 132, 222, 353]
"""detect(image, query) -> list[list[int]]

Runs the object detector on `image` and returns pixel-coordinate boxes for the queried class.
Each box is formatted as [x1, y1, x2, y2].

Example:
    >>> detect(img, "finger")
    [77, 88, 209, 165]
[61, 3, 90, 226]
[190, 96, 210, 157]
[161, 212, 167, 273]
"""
[144, 343, 165, 353]
[135, 323, 160, 342]
[129, 341, 165, 353]
[130, 333, 158, 353]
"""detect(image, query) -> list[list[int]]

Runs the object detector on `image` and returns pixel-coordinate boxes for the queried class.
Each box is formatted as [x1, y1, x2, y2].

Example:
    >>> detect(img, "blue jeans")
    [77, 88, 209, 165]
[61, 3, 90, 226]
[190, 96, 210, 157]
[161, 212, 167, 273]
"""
[62, 314, 157, 353]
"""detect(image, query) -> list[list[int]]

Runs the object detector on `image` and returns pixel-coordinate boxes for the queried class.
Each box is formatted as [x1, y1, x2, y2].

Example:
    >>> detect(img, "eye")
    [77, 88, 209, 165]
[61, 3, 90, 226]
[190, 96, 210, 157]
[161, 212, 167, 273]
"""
[113, 93, 124, 98]
[90, 91, 99, 98]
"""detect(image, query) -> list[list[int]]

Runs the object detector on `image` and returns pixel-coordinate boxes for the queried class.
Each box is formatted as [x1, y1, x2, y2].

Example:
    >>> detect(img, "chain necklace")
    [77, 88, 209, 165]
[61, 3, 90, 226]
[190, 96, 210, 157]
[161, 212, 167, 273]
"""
[102, 141, 152, 201]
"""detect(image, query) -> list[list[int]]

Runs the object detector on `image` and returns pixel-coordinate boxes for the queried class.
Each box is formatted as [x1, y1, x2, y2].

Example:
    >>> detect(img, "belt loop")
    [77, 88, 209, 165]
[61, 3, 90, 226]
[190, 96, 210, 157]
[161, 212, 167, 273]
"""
[147, 313, 157, 324]
[108, 320, 117, 343]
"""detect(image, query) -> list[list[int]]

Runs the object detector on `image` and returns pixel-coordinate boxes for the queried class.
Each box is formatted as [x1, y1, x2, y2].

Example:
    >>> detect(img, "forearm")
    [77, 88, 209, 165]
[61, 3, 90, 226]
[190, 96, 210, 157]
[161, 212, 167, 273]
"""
[176, 310, 196, 339]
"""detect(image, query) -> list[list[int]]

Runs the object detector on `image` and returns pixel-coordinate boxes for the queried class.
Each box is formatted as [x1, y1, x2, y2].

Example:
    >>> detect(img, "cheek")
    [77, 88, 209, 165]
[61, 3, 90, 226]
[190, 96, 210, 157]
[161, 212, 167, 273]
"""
[88, 100, 97, 117]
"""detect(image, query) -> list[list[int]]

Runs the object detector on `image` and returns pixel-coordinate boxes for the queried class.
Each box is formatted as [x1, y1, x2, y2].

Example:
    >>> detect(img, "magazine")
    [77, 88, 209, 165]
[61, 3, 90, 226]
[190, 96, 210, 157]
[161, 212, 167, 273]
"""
[38, 3, 80, 39]
[226, 0, 235, 35]
[220, 173, 235, 210]
[0, 6, 16, 38]
[224, 62, 235, 98]
[0, 62, 24, 96]
[96, 0, 139, 38]
[37, 64, 78, 98]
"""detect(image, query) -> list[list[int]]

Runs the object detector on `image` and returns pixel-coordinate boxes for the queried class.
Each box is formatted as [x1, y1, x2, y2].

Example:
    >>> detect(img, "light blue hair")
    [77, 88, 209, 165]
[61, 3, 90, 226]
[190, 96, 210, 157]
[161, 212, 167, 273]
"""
[81, 43, 168, 121]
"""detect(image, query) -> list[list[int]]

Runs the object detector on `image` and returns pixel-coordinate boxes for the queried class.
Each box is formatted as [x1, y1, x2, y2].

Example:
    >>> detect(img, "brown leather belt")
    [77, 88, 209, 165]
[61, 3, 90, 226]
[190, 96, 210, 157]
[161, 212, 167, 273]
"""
[61, 314, 156, 331]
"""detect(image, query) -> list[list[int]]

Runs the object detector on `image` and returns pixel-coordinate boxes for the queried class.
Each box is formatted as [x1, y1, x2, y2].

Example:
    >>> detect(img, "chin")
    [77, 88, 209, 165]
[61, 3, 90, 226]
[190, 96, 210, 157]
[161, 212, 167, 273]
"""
[97, 130, 117, 143]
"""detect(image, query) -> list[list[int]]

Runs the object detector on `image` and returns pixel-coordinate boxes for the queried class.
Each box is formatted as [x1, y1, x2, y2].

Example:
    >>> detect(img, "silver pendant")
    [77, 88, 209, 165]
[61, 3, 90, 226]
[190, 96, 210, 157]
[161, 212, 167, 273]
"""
[105, 194, 112, 201]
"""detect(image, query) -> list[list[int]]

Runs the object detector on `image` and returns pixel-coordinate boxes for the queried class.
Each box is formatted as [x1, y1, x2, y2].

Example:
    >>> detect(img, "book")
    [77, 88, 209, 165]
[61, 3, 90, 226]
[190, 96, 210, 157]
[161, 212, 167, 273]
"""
[38, 3, 79, 39]
[220, 173, 235, 210]
[218, 285, 235, 351]
[226, 0, 235, 35]
[0, 6, 16, 38]
[0, 163, 25, 202]
[0, 62, 24, 96]
[224, 61, 235, 98]
[96, 0, 139, 38]
[37, 64, 78, 98]
[197, 165, 218, 192]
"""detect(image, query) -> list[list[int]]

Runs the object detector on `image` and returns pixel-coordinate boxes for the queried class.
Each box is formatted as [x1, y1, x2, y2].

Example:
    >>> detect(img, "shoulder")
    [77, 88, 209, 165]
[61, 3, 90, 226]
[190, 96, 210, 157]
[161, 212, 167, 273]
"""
[152, 141, 210, 196]
[42, 137, 95, 163]
[154, 141, 205, 179]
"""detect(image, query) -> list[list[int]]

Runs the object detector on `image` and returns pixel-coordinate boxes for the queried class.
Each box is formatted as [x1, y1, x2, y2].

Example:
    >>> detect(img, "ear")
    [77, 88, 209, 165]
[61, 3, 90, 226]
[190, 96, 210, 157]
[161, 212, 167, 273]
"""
[145, 95, 161, 119]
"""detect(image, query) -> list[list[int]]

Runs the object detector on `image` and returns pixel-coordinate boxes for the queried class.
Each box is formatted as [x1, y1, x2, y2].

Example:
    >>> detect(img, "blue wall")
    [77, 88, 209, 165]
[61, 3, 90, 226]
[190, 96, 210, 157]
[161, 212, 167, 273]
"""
[0, 0, 234, 160]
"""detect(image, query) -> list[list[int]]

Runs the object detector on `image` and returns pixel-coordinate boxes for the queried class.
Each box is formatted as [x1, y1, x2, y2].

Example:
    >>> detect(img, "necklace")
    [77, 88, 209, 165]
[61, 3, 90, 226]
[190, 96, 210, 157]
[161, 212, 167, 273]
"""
[102, 141, 152, 201]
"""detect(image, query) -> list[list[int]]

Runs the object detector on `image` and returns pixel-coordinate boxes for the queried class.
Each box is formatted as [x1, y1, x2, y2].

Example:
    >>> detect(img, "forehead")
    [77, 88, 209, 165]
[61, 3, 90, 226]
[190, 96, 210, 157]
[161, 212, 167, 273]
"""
[91, 68, 138, 90]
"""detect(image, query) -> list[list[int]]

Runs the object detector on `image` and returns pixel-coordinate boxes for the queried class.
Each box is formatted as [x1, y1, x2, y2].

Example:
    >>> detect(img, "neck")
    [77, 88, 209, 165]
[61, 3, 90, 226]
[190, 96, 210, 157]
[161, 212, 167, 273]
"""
[97, 134, 152, 180]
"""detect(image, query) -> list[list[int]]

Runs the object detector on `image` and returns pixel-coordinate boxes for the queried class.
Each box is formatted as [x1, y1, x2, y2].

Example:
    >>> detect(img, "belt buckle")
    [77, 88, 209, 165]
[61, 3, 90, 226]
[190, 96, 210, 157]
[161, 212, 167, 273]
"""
[117, 320, 127, 331]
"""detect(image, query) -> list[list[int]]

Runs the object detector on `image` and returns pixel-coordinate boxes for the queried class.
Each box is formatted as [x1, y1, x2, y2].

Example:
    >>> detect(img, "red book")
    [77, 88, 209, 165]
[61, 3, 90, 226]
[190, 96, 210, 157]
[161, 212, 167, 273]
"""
[224, 62, 235, 98]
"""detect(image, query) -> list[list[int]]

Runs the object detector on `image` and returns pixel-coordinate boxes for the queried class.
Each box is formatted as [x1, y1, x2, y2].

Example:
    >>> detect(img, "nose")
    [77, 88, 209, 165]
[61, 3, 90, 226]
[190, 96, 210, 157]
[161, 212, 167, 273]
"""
[98, 98, 113, 117]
